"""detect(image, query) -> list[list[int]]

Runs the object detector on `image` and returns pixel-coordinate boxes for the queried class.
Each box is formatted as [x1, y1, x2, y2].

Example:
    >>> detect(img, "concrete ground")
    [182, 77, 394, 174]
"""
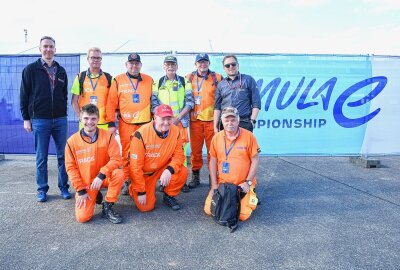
[0, 155, 399, 270]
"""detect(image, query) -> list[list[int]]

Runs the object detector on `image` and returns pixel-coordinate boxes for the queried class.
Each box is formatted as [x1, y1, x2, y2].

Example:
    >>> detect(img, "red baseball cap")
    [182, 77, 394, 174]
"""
[155, 104, 173, 117]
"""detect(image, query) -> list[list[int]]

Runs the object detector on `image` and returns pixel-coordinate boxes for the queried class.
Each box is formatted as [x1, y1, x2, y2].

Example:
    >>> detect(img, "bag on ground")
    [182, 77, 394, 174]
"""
[210, 183, 241, 232]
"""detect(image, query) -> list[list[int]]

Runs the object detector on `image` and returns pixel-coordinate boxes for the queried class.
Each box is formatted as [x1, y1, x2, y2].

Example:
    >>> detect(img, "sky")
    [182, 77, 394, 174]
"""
[1, 0, 399, 55]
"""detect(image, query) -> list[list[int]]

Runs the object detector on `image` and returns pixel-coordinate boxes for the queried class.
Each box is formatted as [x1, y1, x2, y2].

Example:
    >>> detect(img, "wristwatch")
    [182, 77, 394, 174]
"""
[246, 180, 253, 186]
[251, 119, 256, 124]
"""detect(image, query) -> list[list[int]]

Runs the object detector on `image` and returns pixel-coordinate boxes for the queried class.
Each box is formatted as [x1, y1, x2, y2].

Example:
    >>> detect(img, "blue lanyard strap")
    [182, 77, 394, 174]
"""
[88, 69, 102, 92]
[224, 128, 240, 160]
[196, 73, 205, 94]
[127, 74, 139, 93]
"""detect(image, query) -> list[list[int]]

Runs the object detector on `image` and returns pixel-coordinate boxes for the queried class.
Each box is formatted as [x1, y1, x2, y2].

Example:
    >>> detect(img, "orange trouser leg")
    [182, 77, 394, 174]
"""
[164, 166, 188, 197]
[129, 173, 159, 212]
[75, 189, 97, 223]
[103, 168, 124, 203]
[203, 183, 257, 221]
[75, 169, 124, 223]
[119, 120, 141, 180]
[129, 166, 188, 212]
[190, 121, 214, 170]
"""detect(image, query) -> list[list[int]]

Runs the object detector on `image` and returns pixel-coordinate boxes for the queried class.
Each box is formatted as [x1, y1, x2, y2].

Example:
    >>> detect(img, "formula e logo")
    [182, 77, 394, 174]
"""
[78, 156, 95, 164]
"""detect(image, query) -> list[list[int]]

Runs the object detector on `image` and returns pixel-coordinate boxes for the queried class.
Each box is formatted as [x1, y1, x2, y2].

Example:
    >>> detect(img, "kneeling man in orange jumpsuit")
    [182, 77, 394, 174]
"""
[129, 104, 188, 211]
[204, 106, 261, 221]
[65, 104, 124, 223]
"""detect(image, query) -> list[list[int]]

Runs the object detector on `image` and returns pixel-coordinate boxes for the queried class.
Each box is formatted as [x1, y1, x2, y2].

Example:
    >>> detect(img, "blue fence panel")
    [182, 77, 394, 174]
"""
[0, 54, 80, 154]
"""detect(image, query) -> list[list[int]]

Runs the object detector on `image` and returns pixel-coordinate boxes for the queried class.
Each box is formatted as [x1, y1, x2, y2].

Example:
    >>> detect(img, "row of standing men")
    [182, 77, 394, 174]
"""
[19, 36, 262, 224]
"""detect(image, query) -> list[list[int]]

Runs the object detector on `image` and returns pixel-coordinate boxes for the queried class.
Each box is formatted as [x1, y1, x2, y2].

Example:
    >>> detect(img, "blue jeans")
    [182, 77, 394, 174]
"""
[32, 117, 69, 193]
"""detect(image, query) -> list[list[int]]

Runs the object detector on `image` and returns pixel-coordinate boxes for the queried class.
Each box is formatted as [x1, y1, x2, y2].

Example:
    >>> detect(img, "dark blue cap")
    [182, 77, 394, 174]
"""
[195, 53, 210, 63]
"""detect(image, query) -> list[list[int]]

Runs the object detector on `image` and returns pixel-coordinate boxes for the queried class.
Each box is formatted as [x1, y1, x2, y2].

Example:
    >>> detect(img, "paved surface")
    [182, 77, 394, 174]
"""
[0, 155, 399, 270]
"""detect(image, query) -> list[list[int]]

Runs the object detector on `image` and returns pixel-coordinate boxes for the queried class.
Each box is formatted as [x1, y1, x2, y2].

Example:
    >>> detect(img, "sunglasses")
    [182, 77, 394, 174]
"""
[224, 62, 237, 68]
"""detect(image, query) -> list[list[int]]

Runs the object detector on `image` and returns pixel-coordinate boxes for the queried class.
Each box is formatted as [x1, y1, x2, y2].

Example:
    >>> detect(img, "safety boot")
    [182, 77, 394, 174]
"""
[181, 183, 191, 193]
[163, 194, 181, 210]
[188, 170, 200, 189]
[102, 202, 122, 224]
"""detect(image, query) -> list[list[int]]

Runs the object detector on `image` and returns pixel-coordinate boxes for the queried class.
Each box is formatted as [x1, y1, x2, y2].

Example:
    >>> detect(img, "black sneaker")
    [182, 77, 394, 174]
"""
[181, 183, 190, 193]
[163, 194, 180, 210]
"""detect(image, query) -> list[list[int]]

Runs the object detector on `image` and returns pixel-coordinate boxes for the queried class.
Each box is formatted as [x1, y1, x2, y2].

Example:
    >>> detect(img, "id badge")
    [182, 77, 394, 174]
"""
[90, 96, 98, 106]
[222, 161, 230, 174]
[195, 96, 201, 105]
[133, 93, 140, 103]
[172, 82, 178, 91]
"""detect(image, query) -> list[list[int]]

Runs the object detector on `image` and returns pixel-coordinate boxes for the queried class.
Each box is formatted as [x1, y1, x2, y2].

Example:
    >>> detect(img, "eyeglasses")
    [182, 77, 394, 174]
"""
[224, 62, 237, 68]
[89, 57, 102, 61]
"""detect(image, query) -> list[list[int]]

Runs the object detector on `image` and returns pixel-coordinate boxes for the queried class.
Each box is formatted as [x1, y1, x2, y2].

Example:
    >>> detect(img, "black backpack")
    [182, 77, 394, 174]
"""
[188, 71, 219, 87]
[157, 76, 186, 89]
[211, 183, 241, 233]
[78, 71, 112, 95]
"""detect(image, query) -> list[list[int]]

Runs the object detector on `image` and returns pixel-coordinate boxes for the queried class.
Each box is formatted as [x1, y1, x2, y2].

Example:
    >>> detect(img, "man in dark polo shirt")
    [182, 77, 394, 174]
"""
[214, 54, 261, 133]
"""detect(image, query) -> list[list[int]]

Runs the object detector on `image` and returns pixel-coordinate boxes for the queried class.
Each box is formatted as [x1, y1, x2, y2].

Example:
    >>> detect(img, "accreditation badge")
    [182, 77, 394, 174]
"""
[222, 161, 230, 174]
[133, 93, 140, 103]
[172, 82, 178, 91]
[90, 96, 98, 106]
[195, 95, 201, 105]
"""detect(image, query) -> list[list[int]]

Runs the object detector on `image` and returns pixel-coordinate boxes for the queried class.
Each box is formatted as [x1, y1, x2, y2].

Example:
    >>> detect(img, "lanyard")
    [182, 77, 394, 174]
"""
[88, 69, 102, 92]
[44, 64, 56, 90]
[127, 74, 139, 93]
[196, 73, 206, 95]
[226, 74, 242, 90]
[224, 128, 240, 160]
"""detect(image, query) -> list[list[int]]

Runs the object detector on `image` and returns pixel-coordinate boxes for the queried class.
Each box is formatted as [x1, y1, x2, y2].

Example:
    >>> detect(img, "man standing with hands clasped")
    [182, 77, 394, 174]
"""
[186, 54, 222, 189]
[106, 53, 153, 196]
[214, 54, 261, 133]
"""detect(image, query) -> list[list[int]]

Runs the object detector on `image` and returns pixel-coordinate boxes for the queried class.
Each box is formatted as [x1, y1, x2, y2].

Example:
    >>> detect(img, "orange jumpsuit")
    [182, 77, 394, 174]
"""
[106, 73, 153, 180]
[186, 71, 222, 170]
[129, 122, 188, 212]
[65, 128, 124, 222]
[204, 128, 260, 221]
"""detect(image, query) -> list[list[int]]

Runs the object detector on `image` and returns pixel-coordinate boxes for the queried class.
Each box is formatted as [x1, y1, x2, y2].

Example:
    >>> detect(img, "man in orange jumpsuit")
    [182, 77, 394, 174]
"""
[65, 104, 124, 224]
[186, 54, 222, 189]
[204, 106, 261, 221]
[106, 53, 153, 196]
[129, 104, 188, 211]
